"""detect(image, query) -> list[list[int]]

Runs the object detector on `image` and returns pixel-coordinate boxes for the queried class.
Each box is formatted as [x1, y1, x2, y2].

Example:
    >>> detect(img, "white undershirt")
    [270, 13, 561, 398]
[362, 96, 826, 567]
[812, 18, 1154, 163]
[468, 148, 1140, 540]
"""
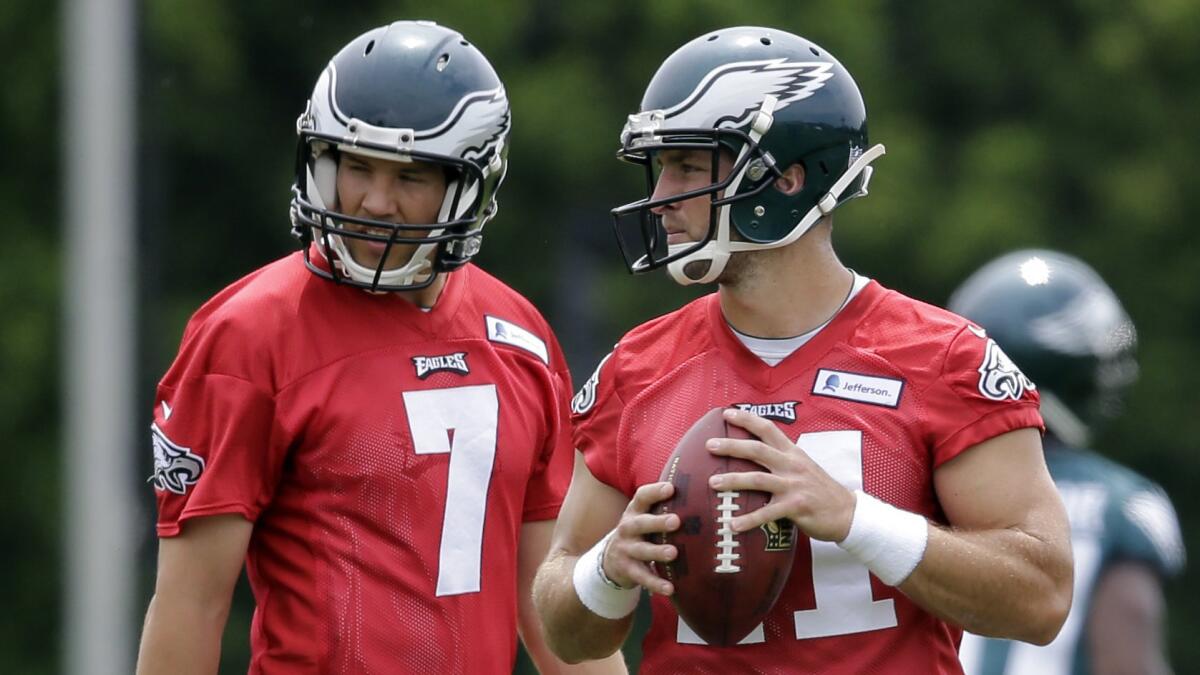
[730, 272, 870, 366]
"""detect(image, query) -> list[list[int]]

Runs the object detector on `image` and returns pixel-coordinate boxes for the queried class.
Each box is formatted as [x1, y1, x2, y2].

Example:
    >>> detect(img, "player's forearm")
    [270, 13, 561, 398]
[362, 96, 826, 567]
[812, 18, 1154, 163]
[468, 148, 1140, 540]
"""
[135, 593, 229, 675]
[899, 524, 1072, 644]
[532, 551, 635, 663]
[522, 638, 630, 675]
[519, 576, 629, 674]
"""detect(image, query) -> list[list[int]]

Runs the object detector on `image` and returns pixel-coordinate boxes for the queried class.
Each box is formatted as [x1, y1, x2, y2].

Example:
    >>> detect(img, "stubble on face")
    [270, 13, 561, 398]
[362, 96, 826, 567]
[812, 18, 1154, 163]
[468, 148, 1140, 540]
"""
[715, 248, 761, 288]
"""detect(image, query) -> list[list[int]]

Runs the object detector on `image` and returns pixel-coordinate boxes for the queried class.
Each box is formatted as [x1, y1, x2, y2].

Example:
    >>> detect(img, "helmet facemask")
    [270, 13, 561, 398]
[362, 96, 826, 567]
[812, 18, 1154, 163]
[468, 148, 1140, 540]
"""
[291, 121, 493, 291]
[612, 122, 783, 284]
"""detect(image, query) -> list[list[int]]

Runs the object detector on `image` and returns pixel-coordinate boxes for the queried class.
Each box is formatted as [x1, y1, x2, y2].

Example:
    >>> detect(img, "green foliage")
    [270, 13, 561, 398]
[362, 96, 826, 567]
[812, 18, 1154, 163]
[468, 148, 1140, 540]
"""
[0, 0, 61, 672]
[4, 0, 1197, 671]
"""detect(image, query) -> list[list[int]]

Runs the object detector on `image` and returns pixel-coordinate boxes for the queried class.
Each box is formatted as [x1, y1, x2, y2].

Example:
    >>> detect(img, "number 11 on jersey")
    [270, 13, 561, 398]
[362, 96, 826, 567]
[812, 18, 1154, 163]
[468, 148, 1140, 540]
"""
[678, 429, 898, 644]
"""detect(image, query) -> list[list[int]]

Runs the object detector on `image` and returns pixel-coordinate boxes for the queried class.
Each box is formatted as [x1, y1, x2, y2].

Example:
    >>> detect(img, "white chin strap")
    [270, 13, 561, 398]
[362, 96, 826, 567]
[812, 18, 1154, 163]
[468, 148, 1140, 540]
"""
[1039, 390, 1091, 447]
[667, 141, 887, 286]
[307, 149, 480, 288]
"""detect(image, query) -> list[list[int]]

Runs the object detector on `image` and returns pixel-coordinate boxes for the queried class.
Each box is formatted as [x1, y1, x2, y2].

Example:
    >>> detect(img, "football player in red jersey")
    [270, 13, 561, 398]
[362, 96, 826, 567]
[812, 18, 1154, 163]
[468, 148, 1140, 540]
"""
[135, 21, 624, 675]
[533, 27, 1073, 674]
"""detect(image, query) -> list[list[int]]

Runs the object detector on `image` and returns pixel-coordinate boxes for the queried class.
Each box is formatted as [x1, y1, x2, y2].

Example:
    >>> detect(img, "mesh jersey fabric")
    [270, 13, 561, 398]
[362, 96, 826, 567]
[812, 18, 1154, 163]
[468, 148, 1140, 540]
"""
[959, 442, 1185, 675]
[150, 251, 574, 674]
[572, 280, 1044, 675]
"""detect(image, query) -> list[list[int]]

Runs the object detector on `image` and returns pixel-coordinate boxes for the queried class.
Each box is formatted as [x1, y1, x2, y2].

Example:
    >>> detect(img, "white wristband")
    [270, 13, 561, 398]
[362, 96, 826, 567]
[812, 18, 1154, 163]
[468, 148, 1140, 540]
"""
[572, 530, 640, 620]
[837, 490, 929, 586]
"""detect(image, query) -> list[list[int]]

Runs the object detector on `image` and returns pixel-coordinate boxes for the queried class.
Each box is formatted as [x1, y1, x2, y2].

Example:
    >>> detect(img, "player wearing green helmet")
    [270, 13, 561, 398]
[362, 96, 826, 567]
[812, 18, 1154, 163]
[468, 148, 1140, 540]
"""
[610, 26, 883, 286]
[952, 250, 1184, 675]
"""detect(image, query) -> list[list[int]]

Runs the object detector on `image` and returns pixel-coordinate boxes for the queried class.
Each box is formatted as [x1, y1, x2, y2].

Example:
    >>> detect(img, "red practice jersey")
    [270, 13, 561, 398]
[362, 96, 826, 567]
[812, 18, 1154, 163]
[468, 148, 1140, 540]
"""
[150, 252, 574, 674]
[572, 280, 1043, 675]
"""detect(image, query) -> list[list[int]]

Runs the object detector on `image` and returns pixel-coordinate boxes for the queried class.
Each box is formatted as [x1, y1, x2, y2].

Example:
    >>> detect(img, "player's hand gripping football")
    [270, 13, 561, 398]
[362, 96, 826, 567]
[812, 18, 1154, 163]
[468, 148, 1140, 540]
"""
[600, 482, 680, 596]
[706, 408, 857, 543]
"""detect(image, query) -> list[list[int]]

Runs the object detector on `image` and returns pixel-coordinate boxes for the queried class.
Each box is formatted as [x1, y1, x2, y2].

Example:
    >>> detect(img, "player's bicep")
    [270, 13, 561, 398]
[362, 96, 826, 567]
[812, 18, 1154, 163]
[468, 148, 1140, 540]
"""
[933, 427, 1066, 537]
[549, 450, 629, 557]
[153, 514, 252, 605]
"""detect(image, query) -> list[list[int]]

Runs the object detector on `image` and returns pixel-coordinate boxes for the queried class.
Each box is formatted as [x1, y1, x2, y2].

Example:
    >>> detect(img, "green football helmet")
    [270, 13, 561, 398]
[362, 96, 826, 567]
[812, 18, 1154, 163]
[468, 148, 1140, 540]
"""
[949, 250, 1139, 447]
[611, 26, 885, 285]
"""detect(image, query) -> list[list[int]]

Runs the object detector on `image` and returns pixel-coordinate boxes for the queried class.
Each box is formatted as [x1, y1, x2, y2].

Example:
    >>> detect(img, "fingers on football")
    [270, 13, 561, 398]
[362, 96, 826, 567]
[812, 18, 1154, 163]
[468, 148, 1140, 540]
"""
[706, 437, 784, 468]
[618, 539, 677, 564]
[609, 540, 676, 594]
[616, 511, 679, 539]
[629, 481, 674, 514]
[729, 501, 793, 533]
[723, 407, 791, 446]
[707, 470, 786, 495]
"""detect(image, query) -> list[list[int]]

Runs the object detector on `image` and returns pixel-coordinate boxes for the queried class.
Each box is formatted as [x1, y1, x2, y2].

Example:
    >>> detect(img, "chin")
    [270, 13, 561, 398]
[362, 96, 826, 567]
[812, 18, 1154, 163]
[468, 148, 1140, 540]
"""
[347, 252, 383, 269]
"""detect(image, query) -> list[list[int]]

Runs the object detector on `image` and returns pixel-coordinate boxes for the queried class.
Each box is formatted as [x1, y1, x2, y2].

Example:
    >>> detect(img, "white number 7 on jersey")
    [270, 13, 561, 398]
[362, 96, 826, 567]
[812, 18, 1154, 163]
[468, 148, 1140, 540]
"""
[403, 384, 499, 597]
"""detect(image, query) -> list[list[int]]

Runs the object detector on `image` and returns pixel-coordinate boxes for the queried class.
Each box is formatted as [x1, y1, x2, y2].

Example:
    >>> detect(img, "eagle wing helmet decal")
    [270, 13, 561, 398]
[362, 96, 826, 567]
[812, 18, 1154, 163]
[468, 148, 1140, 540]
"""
[662, 58, 834, 129]
[1031, 286, 1135, 358]
[418, 86, 511, 163]
[459, 88, 510, 161]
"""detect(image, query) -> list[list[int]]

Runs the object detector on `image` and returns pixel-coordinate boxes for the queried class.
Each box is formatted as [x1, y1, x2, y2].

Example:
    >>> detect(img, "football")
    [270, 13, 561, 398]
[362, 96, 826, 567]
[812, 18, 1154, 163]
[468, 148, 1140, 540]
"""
[653, 407, 797, 646]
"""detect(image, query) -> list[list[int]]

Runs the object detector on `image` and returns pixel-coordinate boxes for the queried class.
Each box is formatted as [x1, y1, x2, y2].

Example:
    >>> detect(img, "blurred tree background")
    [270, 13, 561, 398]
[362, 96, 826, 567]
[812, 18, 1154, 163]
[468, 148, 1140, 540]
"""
[2, 0, 1197, 672]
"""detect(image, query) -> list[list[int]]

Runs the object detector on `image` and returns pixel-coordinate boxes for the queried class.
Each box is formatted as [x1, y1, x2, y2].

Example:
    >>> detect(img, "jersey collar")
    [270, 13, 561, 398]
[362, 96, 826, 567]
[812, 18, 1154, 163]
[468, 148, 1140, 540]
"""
[706, 279, 885, 391]
[298, 246, 470, 337]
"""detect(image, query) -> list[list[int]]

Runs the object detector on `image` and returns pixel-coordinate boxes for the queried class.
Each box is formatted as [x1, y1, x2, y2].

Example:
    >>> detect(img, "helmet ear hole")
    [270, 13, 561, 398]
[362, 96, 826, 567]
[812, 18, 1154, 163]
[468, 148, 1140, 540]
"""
[773, 164, 806, 197]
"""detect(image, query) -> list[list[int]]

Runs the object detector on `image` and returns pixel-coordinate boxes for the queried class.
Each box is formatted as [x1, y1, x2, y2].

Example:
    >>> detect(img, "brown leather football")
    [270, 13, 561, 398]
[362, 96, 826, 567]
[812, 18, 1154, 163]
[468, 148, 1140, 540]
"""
[653, 407, 797, 646]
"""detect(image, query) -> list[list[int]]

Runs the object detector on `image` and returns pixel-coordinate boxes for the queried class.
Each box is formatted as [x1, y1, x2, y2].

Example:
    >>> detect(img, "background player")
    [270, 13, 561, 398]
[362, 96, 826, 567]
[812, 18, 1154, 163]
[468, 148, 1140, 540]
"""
[533, 26, 1073, 673]
[135, 21, 623, 674]
[952, 250, 1185, 675]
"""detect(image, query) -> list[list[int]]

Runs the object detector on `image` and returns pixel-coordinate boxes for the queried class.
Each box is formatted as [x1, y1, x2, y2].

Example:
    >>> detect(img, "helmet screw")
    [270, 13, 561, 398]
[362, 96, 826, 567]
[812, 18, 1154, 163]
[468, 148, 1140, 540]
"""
[754, 205, 766, 216]
[747, 160, 766, 181]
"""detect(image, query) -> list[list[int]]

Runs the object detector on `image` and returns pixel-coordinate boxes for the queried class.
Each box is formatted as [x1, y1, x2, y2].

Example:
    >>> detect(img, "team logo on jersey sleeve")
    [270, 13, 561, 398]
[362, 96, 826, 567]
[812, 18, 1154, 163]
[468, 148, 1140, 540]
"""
[732, 401, 799, 423]
[150, 423, 205, 495]
[412, 352, 470, 379]
[976, 338, 1036, 401]
[571, 351, 613, 416]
